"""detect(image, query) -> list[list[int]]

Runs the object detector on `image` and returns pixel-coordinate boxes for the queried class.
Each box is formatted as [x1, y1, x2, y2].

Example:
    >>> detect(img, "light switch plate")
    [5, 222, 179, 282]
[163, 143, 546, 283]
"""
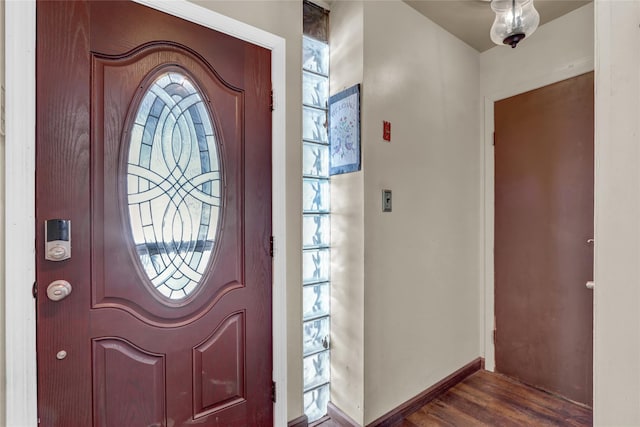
[382, 189, 392, 212]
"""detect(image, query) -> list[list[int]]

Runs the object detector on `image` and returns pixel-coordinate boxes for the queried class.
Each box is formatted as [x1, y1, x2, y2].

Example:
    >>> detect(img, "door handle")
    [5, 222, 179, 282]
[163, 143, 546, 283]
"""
[586, 281, 595, 290]
[47, 280, 72, 301]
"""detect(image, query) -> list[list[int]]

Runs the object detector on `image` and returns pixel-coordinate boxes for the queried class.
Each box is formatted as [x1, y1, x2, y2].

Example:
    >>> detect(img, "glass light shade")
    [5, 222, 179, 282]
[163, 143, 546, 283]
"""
[490, 0, 540, 48]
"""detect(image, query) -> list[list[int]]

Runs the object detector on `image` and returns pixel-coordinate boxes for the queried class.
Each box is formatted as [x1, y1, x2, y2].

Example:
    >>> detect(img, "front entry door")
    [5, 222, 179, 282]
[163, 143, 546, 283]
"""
[494, 72, 594, 406]
[36, 2, 273, 425]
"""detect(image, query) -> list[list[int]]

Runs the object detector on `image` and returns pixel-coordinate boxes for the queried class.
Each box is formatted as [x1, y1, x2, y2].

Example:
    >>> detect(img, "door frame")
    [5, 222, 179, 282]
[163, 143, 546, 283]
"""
[481, 62, 594, 371]
[5, 1, 288, 425]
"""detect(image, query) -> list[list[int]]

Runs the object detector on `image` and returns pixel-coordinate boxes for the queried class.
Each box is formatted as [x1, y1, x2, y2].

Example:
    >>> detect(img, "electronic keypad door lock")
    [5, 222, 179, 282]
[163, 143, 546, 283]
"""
[45, 219, 71, 261]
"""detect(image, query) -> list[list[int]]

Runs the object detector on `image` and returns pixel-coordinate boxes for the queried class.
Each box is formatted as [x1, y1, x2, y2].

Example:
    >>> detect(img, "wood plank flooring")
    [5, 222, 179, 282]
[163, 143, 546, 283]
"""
[318, 370, 592, 426]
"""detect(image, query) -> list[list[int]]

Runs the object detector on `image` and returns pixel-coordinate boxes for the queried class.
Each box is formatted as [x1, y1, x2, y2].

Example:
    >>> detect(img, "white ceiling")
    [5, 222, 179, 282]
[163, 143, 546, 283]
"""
[402, 0, 591, 52]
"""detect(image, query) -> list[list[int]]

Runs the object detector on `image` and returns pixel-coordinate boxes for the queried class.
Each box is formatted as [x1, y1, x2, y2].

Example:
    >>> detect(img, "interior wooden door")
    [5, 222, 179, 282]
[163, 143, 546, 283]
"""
[494, 72, 594, 406]
[36, 1, 273, 425]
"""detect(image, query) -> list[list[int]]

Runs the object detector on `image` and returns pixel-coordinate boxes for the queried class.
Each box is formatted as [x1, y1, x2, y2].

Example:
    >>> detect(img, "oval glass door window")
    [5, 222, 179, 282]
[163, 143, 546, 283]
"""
[127, 71, 221, 300]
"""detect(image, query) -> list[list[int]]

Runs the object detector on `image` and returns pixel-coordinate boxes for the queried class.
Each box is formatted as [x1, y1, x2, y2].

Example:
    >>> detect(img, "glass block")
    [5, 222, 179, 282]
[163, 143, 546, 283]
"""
[303, 3, 329, 42]
[303, 71, 329, 109]
[303, 248, 330, 285]
[303, 36, 329, 75]
[303, 106, 328, 144]
[303, 142, 329, 178]
[303, 214, 330, 249]
[303, 315, 330, 355]
[304, 383, 330, 423]
[303, 282, 330, 320]
[303, 351, 330, 391]
[303, 178, 329, 213]
[127, 71, 220, 301]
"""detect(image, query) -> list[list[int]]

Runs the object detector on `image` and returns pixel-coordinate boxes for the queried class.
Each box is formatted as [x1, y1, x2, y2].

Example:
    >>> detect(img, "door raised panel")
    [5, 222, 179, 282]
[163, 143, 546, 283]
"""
[92, 338, 166, 427]
[193, 311, 246, 418]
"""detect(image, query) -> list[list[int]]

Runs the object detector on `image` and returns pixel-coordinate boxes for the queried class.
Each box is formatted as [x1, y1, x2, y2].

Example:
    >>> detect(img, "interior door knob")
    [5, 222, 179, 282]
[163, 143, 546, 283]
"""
[586, 281, 595, 290]
[47, 280, 72, 301]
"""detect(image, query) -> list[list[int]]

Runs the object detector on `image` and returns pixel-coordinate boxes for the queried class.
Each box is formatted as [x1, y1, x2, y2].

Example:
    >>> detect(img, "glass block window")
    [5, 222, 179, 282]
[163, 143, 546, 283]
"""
[303, 1, 330, 423]
[126, 71, 221, 301]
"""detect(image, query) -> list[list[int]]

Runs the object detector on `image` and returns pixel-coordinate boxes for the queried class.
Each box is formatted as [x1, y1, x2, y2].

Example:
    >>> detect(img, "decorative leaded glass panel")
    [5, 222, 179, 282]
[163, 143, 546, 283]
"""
[303, 106, 328, 144]
[303, 214, 330, 249]
[302, 178, 330, 213]
[304, 383, 330, 423]
[303, 282, 330, 320]
[303, 351, 330, 391]
[302, 248, 330, 284]
[303, 71, 329, 109]
[303, 142, 329, 178]
[127, 71, 221, 300]
[303, 315, 330, 355]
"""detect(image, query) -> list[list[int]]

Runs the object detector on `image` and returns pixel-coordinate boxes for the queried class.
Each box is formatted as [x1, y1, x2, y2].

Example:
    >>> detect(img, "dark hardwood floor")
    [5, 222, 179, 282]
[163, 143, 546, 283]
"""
[318, 370, 592, 427]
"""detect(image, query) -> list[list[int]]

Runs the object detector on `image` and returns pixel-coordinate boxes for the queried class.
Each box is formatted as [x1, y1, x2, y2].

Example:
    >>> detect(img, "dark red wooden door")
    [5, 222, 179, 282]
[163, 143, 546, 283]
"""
[495, 72, 594, 406]
[36, 2, 273, 425]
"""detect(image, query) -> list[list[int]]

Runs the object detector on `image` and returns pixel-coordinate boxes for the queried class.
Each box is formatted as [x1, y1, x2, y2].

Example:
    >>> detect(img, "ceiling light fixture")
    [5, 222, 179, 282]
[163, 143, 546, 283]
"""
[490, 0, 540, 48]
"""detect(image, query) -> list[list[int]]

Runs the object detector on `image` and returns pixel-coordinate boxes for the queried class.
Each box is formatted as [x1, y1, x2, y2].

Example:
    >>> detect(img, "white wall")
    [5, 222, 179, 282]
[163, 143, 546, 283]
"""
[593, 1, 640, 424]
[361, 1, 481, 423]
[479, 3, 594, 370]
[329, 1, 366, 424]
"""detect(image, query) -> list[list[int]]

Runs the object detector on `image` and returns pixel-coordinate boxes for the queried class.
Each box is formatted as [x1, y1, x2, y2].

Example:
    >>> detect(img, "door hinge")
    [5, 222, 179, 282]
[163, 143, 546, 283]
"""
[493, 329, 497, 345]
[272, 381, 276, 403]
[493, 132, 496, 146]
[270, 90, 274, 112]
[270, 236, 274, 257]
[32, 281, 37, 299]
